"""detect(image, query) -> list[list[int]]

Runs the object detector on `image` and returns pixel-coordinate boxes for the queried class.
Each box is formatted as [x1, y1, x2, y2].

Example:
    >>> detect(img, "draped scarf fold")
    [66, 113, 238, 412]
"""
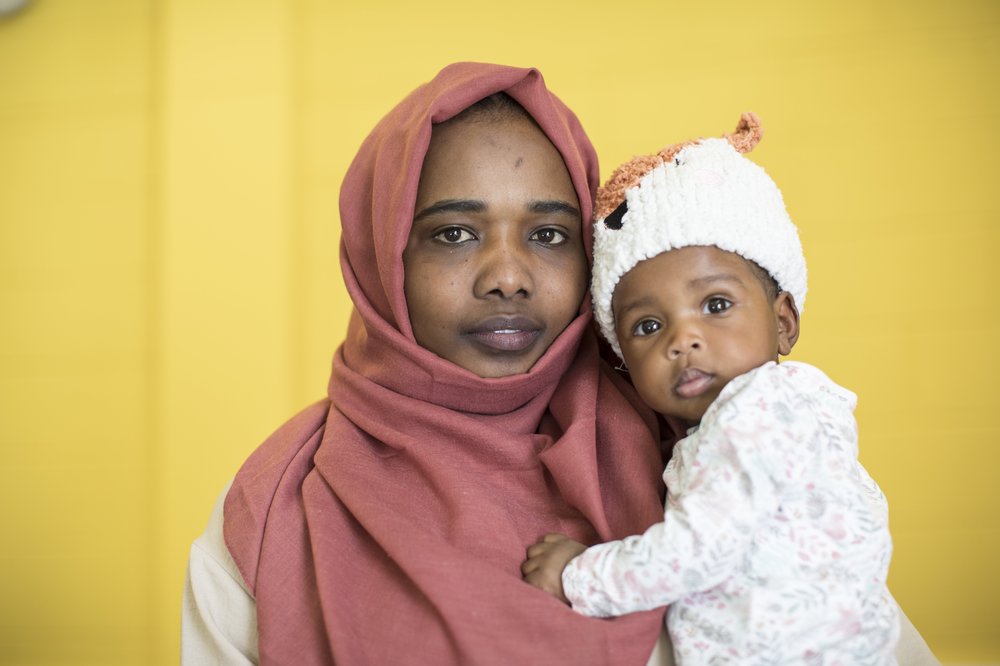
[224, 62, 667, 665]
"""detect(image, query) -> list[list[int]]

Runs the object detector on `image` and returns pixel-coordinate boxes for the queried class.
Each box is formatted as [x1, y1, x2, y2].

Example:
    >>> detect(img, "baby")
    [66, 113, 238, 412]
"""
[522, 114, 900, 665]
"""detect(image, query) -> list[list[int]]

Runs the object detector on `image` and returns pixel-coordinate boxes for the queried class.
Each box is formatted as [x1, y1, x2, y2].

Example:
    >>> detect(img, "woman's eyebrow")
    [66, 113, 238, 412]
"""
[529, 200, 581, 219]
[413, 199, 486, 222]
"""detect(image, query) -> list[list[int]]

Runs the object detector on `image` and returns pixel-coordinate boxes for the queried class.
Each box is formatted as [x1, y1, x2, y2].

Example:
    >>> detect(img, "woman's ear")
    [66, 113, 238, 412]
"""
[774, 291, 800, 356]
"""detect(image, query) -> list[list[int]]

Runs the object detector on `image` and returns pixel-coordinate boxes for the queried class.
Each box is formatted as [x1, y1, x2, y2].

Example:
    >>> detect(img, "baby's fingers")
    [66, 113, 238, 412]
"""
[525, 540, 554, 559]
[526, 533, 570, 558]
[522, 568, 549, 590]
[523, 565, 569, 603]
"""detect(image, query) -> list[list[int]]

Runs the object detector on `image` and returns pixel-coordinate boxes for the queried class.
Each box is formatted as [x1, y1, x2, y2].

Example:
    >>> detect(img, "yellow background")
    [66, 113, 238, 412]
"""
[1, 0, 997, 663]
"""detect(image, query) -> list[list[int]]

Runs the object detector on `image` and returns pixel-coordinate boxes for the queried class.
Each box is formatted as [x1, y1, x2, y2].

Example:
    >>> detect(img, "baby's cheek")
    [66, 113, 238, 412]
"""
[634, 365, 669, 409]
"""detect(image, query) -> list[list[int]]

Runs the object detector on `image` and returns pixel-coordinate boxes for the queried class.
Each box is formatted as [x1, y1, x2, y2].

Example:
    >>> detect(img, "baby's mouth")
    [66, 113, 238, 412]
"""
[674, 368, 714, 399]
[464, 316, 543, 353]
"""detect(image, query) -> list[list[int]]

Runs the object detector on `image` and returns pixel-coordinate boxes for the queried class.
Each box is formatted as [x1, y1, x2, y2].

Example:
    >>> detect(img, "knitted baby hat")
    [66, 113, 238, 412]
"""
[592, 113, 807, 361]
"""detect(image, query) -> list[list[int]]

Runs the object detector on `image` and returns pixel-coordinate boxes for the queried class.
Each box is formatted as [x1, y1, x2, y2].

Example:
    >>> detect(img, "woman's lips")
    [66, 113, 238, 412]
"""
[465, 316, 543, 353]
[674, 368, 714, 399]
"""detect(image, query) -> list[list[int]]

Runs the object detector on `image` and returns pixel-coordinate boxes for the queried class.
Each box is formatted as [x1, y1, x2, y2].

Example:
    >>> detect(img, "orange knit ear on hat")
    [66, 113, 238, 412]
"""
[724, 112, 763, 154]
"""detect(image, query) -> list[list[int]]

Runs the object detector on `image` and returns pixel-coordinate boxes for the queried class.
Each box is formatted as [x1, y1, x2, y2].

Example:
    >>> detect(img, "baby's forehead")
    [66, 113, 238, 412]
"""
[612, 246, 774, 302]
[630, 245, 761, 278]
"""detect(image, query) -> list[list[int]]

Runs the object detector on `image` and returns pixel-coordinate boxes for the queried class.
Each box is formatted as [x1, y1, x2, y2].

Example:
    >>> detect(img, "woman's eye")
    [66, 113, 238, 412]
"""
[632, 319, 661, 337]
[434, 227, 475, 244]
[704, 297, 732, 315]
[529, 228, 568, 246]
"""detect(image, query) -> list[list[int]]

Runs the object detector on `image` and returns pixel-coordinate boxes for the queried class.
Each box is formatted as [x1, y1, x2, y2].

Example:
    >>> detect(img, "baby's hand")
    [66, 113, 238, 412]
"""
[521, 533, 587, 604]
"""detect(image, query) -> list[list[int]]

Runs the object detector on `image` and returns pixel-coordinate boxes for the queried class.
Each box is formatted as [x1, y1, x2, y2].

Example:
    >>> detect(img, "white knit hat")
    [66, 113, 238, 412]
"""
[591, 113, 807, 361]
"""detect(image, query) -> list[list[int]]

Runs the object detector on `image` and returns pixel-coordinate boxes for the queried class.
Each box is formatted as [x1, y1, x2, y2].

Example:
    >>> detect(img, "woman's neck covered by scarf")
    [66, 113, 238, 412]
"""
[224, 62, 667, 665]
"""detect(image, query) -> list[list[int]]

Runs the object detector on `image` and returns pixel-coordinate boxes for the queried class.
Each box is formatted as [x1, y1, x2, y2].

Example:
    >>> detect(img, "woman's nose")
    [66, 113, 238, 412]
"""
[473, 236, 533, 299]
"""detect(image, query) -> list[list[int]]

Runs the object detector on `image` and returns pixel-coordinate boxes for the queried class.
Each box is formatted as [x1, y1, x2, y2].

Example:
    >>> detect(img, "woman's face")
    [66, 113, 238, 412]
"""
[403, 114, 588, 378]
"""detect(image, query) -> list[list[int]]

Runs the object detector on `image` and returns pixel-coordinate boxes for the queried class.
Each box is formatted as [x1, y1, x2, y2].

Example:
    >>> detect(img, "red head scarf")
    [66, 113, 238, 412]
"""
[224, 62, 666, 665]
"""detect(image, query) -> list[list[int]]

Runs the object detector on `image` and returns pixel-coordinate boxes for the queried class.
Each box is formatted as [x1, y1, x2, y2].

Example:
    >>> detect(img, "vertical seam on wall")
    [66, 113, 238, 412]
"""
[145, 0, 165, 662]
[289, 0, 307, 409]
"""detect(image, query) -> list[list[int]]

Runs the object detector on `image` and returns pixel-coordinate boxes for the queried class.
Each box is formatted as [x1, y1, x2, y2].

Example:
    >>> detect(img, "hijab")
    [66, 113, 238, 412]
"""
[224, 62, 667, 665]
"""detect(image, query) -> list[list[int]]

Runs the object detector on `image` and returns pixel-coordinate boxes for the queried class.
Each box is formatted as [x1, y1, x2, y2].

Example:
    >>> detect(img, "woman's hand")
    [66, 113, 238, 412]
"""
[521, 533, 587, 604]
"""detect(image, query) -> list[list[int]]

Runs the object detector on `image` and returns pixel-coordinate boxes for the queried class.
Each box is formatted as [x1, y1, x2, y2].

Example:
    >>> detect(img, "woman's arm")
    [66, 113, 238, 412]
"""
[181, 481, 259, 665]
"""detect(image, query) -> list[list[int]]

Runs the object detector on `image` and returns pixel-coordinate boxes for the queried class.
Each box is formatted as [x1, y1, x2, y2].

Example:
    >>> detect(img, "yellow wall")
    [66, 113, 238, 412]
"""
[0, 0, 996, 663]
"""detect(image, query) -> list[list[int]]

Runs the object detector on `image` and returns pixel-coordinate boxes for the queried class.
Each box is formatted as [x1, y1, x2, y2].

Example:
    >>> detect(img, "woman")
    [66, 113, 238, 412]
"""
[183, 62, 938, 665]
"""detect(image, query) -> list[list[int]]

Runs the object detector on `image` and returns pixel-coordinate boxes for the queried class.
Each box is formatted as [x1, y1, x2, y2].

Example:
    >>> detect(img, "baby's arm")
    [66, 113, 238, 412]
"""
[560, 453, 774, 617]
[532, 368, 813, 617]
[522, 421, 783, 615]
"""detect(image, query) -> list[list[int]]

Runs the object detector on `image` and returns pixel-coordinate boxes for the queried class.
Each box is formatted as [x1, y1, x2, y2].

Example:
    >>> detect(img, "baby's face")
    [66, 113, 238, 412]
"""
[612, 246, 796, 429]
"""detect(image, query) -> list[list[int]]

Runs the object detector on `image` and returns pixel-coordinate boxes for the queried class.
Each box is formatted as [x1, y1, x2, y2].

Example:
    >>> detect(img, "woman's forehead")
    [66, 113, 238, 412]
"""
[416, 115, 578, 210]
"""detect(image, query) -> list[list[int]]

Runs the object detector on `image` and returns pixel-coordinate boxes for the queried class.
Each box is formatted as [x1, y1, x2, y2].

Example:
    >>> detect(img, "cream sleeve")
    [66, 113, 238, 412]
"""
[181, 481, 258, 665]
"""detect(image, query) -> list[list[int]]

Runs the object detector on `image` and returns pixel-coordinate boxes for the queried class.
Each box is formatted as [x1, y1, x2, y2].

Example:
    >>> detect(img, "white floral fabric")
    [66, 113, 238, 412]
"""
[562, 361, 899, 665]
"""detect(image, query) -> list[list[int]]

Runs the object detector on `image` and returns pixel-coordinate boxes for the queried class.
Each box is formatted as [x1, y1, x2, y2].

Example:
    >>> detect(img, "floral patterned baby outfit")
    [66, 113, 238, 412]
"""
[562, 361, 899, 665]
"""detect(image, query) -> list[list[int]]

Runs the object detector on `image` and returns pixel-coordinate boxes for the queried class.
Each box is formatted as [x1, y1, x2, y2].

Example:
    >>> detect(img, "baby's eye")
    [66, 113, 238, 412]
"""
[703, 297, 732, 315]
[529, 228, 569, 246]
[631, 319, 661, 337]
[434, 227, 476, 244]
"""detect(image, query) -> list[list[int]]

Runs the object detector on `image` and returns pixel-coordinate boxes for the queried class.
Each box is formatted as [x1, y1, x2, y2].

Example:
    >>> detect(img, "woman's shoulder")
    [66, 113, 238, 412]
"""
[251, 399, 331, 461]
[223, 399, 332, 591]
[229, 399, 331, 493]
